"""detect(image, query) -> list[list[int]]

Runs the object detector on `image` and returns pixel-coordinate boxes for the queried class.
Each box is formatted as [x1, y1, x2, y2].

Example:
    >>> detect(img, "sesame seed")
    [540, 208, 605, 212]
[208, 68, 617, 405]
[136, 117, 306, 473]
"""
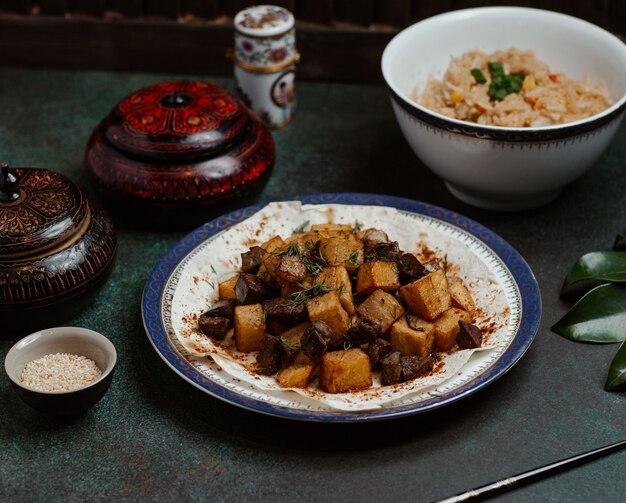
[19, 353, 102, 392]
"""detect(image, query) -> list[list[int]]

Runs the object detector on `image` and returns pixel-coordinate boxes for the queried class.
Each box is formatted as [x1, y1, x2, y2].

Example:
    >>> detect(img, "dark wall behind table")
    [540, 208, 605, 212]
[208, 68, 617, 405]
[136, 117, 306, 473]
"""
[0, 0, 624, 82]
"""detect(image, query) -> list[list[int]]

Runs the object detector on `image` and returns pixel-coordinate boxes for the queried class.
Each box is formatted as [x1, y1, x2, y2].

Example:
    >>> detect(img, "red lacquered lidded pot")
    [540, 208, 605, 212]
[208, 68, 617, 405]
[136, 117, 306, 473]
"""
[0, 164, 116, 334]
[85, 80, 274, 224]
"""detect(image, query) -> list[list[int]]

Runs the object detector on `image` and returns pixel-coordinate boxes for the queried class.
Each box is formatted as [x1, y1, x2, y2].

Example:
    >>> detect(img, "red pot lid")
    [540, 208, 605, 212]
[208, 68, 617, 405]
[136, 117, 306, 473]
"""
[0, 165, 87, 259]
[104, 81, 251, 160]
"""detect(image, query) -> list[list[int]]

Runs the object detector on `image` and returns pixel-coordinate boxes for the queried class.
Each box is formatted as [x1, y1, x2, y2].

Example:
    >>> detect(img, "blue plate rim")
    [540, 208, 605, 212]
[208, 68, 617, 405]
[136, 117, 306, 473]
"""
[141, 193, 542, 422]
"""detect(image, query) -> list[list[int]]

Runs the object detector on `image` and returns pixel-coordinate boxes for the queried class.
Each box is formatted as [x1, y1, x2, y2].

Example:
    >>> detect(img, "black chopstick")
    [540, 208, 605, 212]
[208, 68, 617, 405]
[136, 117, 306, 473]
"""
[435, 439, 626, 503]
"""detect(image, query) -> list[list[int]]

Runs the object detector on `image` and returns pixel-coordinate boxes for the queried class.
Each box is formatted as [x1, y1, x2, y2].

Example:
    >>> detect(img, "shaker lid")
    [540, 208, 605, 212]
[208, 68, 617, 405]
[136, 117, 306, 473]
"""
[234, 5, 295, 37]
[104, 81, 250, 160]
[0, 164, 88, 259]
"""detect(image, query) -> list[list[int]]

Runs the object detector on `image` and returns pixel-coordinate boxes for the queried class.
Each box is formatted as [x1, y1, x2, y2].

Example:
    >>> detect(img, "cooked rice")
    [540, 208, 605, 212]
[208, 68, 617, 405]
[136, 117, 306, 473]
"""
[415, 48, 611, 127]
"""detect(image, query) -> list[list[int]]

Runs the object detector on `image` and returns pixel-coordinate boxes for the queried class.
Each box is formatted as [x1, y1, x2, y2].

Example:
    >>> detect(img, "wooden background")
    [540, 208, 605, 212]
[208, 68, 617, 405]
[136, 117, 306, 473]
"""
[0, 1, 624, 82]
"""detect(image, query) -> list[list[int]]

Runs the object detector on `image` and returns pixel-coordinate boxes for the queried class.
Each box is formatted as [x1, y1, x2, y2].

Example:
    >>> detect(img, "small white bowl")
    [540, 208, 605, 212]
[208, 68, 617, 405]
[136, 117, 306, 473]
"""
[4, 327, 117, 416]
[381, 7, 626, 210]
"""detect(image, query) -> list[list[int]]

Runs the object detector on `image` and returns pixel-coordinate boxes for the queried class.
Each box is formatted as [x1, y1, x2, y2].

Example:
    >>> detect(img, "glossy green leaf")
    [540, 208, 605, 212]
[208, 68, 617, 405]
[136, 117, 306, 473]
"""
[551, 284, 626, 343]
[562, 251, 626, 291]
[605, 340, 626, 391]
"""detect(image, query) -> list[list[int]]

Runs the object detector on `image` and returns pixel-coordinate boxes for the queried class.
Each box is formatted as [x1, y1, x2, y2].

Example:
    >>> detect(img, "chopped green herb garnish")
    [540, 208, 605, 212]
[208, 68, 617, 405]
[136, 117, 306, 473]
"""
[280, 336, 300, 354]
[489, 61, 504, 78]
[347, 250, 359, 265]
[210, 265, 217, 274]
[208, 281, 215, 289]
[302, 259, 325, 276]
[487, 61, 524, 101]
[292, 220, 310, 235]
[300, 246, 327, 276]
[287, 282, 332, 306]
[337, 284, 345, 297]
[343, 339, 353, 351]
[471, 68, 487, 84]
[279, 242, 301, 257]
[353, 220, 364, 232]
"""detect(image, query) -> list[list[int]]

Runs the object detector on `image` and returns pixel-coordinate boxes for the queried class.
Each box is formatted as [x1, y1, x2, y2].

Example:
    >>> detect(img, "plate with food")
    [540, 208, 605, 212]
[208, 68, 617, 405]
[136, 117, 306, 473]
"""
[142, 193, 541, 421]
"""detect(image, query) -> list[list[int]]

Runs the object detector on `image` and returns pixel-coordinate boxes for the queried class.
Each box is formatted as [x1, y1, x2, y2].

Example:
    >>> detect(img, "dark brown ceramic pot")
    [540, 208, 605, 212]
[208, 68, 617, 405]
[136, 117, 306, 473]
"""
[84, 80, 275, 226]
[0, 164, 117, 333]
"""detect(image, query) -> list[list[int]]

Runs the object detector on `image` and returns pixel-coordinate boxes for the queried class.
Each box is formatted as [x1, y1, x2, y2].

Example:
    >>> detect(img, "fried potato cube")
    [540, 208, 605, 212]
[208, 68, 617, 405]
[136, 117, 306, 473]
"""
[310, 223, 353, 233]
[356, 289, 405, 333]
[218, 274, 239, 300]
[433, 308, 471, 351]
[306, 291, 350, 339]
[280, 275, 312, 297]
[389, 315, 435, 357]
[355, 228, 388, 246]
[316, 266, 355, 315]
[448, 278, 475, 315]
[256, 236, 285, 283]
[258, 253, 285, 284]
[320, 348, 373, 393]
[256, 263, 272, 284]
[276, 352, 316, 388]
[310, 224, 354, 238]
[399, 269, 451, 321]
[319, 237, 364, 273]
[279, 321, 311, 352]
[276, 255, 307, 284]
[284, 232, 320, 248]
[356, 261, 400, 296]
[234, 303, 266, 352]
[260, 235, 284, 254]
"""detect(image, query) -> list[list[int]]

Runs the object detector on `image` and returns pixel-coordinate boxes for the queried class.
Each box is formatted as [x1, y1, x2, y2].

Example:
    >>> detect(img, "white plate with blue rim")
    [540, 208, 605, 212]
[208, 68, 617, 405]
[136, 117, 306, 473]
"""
[142, 193, 541, 422]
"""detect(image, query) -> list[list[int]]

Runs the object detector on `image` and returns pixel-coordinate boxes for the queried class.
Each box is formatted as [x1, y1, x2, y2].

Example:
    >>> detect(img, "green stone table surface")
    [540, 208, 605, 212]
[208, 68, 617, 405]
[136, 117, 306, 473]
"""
[1, 69, 624, 502]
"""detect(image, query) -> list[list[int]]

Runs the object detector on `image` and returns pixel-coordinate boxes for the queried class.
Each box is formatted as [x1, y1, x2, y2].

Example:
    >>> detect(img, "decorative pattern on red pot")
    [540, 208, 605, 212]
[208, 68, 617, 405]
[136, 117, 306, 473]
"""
[104, 81, 251, 160]
[0, 167, 86, 258]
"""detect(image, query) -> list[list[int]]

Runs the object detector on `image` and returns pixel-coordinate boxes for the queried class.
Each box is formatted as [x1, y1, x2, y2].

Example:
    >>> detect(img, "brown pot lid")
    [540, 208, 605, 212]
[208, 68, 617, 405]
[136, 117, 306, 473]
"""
[103, 81, 251, 160]
[0, 165, 88, 259]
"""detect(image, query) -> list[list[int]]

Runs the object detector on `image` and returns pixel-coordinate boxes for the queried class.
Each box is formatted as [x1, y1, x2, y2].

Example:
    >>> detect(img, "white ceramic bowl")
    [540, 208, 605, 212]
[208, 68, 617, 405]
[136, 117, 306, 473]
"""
[4, 327, 117, 416]
[382, 7, 626, 210]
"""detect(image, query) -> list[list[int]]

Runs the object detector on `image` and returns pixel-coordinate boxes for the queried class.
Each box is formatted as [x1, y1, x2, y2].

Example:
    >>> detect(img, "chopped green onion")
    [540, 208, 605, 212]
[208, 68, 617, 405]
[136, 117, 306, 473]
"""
[508, 75, 524, 93]
[471, 68, 487, 84]
[487, 62, 524, 101]
[488, 62, 504, 78]
[493, 88, 508, 101]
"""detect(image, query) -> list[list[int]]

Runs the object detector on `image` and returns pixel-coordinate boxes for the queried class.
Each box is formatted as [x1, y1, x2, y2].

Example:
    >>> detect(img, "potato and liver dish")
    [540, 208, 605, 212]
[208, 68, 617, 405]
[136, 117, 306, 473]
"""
[197, 223, 483, 393]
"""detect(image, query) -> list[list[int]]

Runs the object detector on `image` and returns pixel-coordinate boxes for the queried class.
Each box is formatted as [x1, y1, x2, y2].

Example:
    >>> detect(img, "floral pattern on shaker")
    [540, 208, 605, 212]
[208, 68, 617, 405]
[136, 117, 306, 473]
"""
[234, 30, 296, 68]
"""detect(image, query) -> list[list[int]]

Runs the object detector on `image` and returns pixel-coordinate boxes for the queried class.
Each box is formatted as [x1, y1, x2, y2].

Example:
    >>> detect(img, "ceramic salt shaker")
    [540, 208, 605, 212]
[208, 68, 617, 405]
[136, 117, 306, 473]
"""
[232, 5, 299, 129]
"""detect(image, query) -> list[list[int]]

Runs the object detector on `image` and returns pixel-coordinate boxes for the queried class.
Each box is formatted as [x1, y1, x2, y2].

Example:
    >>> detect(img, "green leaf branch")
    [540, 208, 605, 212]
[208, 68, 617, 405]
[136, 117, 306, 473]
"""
[562, 251, 626, 290]
[551, 284, 626, 343]
[551, 232, 626, 391]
